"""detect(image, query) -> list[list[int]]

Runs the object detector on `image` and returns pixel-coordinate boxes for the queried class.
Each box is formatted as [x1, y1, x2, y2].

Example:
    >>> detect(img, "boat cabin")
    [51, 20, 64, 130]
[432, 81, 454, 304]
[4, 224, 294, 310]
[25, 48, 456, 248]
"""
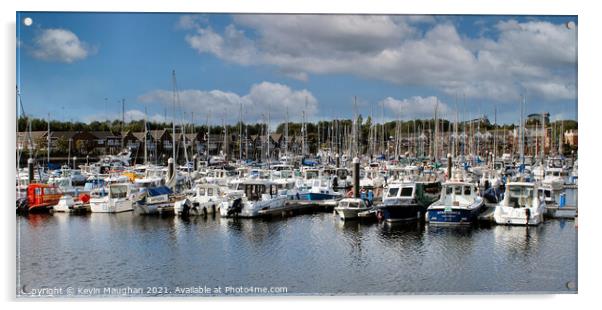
[26, 183, 62, 210]
[503, 182, 537, 208]
[440, 182, 479, 207]
[235, 181, 279, 201]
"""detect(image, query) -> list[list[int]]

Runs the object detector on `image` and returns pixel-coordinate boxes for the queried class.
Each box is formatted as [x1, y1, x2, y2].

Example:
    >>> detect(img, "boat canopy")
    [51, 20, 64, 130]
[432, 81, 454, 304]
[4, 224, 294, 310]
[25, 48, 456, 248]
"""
[147, 186, 173, 196]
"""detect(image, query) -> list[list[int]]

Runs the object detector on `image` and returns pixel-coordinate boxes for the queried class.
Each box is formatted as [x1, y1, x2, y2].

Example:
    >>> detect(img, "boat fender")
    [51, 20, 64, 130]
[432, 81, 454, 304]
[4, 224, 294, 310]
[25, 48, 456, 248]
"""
[376, 209, 383, 221]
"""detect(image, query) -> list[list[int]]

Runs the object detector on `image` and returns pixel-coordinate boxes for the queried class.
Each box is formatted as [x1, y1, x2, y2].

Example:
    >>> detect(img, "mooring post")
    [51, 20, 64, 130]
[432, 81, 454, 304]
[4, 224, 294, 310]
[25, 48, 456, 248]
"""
[193, 154, 198, 171]
[353, 157, 360, 198]
[168, 157, 174, 180]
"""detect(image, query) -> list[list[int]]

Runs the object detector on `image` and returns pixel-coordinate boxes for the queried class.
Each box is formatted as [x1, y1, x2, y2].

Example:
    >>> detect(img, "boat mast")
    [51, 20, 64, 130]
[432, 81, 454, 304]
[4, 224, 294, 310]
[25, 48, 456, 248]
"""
[144, 106, 148, 164]
[493, 105, 497, 165]
[239, 102, 243, 161]
[47, 113, 51, 170]
[285, 106, 289, 157]
[171, 70, 177, 163]
[519, 94, 525, 165]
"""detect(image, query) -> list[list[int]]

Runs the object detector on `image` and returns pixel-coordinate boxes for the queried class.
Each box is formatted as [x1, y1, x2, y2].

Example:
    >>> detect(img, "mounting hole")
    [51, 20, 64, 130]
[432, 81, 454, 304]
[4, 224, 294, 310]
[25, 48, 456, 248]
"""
[23, 17, 33, 26]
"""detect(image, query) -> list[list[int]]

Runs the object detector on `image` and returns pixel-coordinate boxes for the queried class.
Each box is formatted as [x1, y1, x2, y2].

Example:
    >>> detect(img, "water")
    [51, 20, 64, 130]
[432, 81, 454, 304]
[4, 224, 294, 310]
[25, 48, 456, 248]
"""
[16, 208, 577, 296]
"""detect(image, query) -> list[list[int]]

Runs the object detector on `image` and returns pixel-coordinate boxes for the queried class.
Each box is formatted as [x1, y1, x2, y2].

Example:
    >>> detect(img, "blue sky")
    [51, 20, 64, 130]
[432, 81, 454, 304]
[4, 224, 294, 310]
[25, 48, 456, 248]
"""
[16, 12, 577, 126]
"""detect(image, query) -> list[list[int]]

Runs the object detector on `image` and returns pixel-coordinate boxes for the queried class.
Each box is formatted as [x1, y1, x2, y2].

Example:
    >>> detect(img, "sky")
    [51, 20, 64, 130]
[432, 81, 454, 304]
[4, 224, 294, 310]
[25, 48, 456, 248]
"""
[16, 12, 577, 126]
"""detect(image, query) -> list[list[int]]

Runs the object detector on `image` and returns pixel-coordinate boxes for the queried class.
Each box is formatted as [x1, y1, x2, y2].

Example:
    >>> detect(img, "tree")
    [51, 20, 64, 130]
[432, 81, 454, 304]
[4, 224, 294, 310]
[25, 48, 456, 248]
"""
[55, 137, 69, 155]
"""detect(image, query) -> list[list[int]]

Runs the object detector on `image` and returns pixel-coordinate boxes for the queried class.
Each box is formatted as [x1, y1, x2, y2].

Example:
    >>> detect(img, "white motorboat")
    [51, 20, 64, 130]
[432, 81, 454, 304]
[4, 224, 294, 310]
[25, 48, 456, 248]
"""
[334, 197, 370, 220]
[174, 183, 225, 216]
[89, 183, 134, 213]
[133, 185, 178, 215]
[494, 182, 545, 226]
[219, 180, 287, 218]
[53, 194, 90, 213]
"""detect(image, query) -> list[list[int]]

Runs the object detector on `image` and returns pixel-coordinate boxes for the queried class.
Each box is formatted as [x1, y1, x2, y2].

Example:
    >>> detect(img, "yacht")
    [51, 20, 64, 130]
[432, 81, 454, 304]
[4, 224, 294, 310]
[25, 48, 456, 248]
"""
[426, 181, 484, 225]
[493, 182, 545, 225]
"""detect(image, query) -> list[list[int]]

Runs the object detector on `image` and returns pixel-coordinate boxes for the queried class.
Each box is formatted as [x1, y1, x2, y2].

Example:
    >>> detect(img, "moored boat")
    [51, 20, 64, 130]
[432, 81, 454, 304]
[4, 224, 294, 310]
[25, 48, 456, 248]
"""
[494, 182, 545, 225]
[376, 181, 441, 223]
[334, 197, 370, 220]
[426, 181, 484, 225]
[89, 183, 134, 213]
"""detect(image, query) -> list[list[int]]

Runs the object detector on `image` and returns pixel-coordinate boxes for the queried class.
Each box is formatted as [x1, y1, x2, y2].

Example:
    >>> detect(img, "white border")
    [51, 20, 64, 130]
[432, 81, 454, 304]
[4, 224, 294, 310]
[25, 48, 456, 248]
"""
[2, 0, 600, 309]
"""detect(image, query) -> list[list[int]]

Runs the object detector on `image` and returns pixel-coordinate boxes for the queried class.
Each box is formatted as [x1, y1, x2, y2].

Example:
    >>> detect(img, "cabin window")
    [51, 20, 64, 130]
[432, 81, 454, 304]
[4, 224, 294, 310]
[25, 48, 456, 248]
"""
[110, 186, 128, 198]
[306, 171, 318, 179]
[401, 187, 413, 197]
[199, 188, 206, 195]
[464, 186, 471, 195]
[446, 187, 453, 195]
[387, 187, 399, 197]
[207, 188, 213, 196]
[454, 186, 462, 195]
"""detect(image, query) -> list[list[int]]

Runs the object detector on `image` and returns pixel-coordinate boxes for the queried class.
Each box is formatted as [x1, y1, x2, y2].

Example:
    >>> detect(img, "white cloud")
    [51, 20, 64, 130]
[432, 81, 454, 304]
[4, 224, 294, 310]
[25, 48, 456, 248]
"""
[84, 109, 168, 124]
[138, 81, 318, 126]
[380, 96, 451, 120]
[181, 15, 577, 103]
[30, 28, 92, 63]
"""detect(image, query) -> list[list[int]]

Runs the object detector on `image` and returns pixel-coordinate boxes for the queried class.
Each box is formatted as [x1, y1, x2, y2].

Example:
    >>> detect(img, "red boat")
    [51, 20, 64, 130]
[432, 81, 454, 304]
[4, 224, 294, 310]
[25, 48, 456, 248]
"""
[16, 183, 62, 213]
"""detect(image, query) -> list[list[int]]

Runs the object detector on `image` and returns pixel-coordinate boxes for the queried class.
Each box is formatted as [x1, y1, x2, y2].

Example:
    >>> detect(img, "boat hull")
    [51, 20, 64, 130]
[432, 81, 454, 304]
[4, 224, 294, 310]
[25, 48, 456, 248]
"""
[174, 199, 219, 216]
[220, 197, 287, 218]
[133, 202, 174, 215]
[335, 207, 367, 220]
[299, 192, 341, 201]
[90, 199, 133, 213]
[494, 206, 544, 226]
[379, 204, 422, 222]
[426, 205, 484, 225]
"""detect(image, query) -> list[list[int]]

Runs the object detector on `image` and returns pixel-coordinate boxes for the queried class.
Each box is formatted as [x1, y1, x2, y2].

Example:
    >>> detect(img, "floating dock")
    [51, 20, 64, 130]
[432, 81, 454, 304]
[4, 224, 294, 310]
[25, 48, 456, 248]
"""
[258, 199, 339, 217]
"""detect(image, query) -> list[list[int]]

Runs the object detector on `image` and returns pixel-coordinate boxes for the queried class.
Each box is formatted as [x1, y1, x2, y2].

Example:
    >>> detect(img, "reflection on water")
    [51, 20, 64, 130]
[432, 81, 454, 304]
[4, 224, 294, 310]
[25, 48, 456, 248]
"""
[17, 212, 577, 295]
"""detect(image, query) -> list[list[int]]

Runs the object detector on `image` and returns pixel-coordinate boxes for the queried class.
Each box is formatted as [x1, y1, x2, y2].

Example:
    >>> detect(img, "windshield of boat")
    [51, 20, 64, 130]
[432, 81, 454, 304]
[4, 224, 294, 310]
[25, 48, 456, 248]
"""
[508, 186, 533, 199]
[110, 185, 128, 198]
[401, 187, 414, 197]
[280, 171, 292, 178]
[305, 170, 319, 179]
[340, 201, 362, 208]
[337, 169, 348, 178]
[387, 187, 399, 197]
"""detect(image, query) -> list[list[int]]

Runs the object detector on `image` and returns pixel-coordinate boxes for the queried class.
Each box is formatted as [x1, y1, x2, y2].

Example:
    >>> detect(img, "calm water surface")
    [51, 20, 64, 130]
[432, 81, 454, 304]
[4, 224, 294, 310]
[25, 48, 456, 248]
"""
[17, 198, 577, 296]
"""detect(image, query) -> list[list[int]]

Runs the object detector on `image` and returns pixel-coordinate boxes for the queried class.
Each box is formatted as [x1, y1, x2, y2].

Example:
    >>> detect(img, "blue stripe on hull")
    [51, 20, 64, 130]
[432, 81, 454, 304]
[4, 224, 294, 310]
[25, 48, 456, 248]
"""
[300, 193, 339, 201]
[426, 207, 482, 225]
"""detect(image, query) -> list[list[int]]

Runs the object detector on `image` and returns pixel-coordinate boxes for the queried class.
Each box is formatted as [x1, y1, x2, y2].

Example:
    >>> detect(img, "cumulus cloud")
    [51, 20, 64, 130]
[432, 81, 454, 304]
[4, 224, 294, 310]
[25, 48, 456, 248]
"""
[84, 109, 168, 124]
[381, 96, 451, 120]
[30, 28, 92, 63]
[180, 15, 577, 103]
[138, 81, 318, 126]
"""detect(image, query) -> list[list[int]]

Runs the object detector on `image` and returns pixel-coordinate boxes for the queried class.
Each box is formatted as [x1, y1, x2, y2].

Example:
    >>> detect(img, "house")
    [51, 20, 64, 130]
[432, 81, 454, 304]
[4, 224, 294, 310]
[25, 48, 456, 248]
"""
[16, 131, 49, 151]
[90, 131, 122, 152]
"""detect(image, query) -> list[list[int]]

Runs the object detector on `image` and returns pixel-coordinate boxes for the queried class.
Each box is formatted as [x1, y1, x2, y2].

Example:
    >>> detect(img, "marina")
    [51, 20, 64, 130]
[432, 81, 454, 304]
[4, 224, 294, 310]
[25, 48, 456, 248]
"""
[14, 12, 579, 297]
